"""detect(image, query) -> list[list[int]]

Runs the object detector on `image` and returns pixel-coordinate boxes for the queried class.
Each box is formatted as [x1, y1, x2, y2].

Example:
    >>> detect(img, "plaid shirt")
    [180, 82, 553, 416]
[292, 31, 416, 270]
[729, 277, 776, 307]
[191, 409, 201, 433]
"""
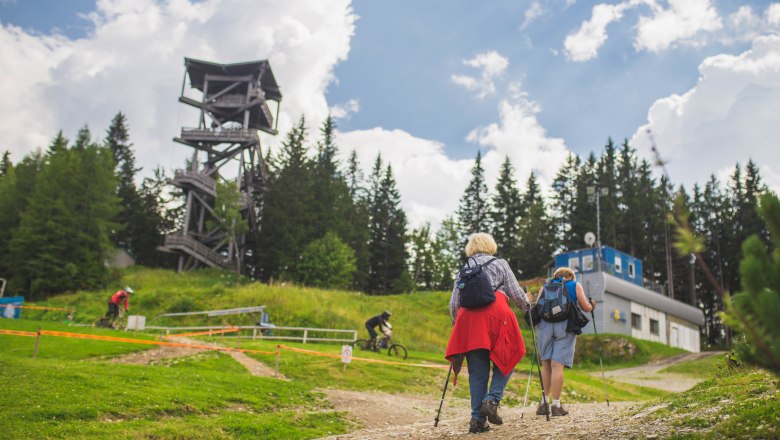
[449, 253, 531, 323]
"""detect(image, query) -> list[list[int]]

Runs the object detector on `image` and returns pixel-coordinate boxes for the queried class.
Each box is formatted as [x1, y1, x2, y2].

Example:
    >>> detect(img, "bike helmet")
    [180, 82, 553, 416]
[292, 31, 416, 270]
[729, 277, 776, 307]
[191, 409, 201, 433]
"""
[381, 310, 391, 319]
[124, 286, 134, 294]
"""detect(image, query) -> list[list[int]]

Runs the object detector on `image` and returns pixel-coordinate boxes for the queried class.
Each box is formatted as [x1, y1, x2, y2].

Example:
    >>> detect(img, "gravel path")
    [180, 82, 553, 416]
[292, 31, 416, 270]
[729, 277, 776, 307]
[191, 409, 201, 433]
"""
[320, 399, 679, 439]
[600, 351, 723, 392]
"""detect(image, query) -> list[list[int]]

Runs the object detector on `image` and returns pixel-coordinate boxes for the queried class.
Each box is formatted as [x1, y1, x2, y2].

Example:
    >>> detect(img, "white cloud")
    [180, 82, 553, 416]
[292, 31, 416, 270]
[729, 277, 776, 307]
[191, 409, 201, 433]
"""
[0, 0, 356, 175]
[329, 99, 359, 120]
[451, 51, 508, 98]
[769, 3, 780, 26]
[335, 128, 472, 227]
[564, 1, 638, 62]
[521, 1, 545, 30]
[634, 0, 722, 52]
[566, 0, 725, 61]
[466, 84, 570, 193]
[720, 4, 780, 45]
[630, 35, 780, 194]
[335, 82, 571, 227]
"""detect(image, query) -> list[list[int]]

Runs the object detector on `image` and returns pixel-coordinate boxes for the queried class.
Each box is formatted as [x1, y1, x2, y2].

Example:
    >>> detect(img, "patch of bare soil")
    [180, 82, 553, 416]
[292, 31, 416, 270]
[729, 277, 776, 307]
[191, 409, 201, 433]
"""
[600, 351, 724, 392]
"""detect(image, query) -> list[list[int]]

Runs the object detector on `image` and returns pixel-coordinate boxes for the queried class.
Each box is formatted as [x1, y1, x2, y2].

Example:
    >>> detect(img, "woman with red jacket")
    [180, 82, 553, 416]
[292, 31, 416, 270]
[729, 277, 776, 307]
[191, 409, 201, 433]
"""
[445, 233, 531, 434]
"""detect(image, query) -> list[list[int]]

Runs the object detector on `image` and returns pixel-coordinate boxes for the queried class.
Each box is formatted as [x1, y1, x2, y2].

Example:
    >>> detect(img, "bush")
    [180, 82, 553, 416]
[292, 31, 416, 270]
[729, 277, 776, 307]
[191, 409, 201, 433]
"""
[291, 232, 357, 290]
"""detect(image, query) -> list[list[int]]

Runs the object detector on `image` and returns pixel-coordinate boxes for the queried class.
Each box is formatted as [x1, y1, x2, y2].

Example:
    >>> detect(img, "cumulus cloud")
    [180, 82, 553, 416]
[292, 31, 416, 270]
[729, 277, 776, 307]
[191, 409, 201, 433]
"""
[630, 34, 780, 194]
[466, 82, 570, 192]
[720, 4, 780, 44]
[450, 50, 508, 98]
[564, 1, 639, 61]
[329, 99, 359, 120]
[0, 0, 356, 175]
[635, 0, 722, 52]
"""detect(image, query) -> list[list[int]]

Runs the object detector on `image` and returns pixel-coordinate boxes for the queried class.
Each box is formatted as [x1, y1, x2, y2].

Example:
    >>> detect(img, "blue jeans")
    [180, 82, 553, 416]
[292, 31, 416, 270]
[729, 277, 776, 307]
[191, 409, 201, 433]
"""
[466, 349, 513, 422]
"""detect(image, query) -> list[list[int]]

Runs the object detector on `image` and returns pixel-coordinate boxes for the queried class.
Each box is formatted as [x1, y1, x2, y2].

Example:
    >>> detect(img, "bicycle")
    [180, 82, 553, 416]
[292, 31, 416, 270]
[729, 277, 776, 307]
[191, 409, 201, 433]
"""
[353, 322, 408, 359]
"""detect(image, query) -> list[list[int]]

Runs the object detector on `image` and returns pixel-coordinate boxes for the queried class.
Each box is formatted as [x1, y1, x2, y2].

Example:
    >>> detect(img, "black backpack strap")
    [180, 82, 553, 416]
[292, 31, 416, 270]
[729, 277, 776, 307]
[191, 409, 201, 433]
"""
[481, 257, 504, 291]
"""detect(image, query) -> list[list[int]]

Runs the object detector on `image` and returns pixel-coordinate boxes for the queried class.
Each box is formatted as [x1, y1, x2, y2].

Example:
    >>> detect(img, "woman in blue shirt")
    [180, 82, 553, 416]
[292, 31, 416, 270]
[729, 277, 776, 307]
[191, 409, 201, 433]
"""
[534, 267, 594, 416]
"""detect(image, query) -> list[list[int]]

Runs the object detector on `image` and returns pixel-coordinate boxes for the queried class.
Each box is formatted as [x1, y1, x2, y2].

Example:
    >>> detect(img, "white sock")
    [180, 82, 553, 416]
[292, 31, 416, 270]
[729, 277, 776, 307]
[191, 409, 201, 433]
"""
[552, 399, 561, 407]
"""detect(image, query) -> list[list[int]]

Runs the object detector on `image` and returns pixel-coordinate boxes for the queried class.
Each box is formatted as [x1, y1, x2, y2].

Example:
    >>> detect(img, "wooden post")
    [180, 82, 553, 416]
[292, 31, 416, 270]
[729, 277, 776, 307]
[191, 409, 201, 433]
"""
[303, 329, 308, 344]
[236, 329, 240, 349]
[275, 345, 281, 377]
[32, 327, 42, 358]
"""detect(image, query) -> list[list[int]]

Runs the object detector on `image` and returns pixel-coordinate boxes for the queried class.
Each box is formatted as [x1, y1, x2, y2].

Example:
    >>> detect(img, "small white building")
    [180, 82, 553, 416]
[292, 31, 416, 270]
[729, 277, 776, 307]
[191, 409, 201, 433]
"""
[555, 247, 704, 353]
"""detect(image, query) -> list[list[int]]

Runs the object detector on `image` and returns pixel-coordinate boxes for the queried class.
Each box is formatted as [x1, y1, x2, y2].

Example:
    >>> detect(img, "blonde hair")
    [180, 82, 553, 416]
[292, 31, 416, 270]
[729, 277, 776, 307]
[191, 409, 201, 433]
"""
[553, 267, 576, 280]
[465, 233, 497, 257]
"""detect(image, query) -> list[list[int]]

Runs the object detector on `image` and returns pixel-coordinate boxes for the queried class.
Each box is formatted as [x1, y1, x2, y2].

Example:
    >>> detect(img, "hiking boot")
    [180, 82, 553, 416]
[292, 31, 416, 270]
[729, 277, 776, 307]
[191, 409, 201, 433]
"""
[551, 404, 569, 417]
[479, 400, 503, 425]
[468, 419, 490, 434]
[536, 400, 550, 416]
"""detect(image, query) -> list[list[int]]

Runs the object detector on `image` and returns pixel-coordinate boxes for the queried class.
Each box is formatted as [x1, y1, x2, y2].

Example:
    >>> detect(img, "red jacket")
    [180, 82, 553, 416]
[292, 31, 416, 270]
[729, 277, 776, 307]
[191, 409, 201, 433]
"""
[110, 290, 130, 311]
[445, 292, 526, 384]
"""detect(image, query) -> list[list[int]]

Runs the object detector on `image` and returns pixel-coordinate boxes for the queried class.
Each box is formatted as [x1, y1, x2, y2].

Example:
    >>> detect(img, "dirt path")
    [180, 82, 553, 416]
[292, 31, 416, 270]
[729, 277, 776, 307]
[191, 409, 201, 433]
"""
[600, 351, 724, 392]
[319, 399, 685, 439]
[110, 336, 284, 378]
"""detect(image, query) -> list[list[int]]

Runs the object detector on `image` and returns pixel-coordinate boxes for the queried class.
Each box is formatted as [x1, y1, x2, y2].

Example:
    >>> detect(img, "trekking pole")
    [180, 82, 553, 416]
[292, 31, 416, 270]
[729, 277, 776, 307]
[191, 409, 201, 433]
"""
[520, 348, 535, 419]
[589, 297, 610, 407]
[527, 313, 550, 421]
[434, 363, 453, 427]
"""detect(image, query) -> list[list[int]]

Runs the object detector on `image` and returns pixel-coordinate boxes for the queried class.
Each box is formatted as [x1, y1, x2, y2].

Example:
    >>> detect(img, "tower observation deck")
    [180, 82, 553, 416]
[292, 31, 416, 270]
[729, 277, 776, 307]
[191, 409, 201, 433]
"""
[160, 57, 282, 272]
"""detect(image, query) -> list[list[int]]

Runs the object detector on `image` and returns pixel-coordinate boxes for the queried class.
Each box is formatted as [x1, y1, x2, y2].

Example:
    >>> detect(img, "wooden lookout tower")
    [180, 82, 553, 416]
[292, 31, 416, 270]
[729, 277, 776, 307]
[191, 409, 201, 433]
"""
[160, 58, 282, 272]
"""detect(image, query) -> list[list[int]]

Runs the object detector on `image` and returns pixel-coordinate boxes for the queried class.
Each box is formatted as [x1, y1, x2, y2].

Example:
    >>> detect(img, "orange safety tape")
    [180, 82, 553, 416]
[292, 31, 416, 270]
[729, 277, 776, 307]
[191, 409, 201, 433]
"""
[0, 305, 72, 311]
[277, 344, 450, 369]
[165, 327, 240, 338]
[0, 329, 38, 337]
[0, 328, 276, 355]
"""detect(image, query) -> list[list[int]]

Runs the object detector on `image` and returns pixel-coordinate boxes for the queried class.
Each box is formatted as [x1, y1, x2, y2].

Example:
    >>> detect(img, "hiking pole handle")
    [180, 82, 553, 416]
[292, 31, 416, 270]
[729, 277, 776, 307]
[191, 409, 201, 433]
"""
[434, 364, 453, 427]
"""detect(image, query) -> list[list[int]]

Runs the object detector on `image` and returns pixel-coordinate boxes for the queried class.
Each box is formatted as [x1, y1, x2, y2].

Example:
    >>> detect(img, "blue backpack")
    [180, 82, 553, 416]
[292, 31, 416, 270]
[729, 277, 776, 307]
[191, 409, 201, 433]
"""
[457, 257, 504, 309]
[538, 279, 573, 323]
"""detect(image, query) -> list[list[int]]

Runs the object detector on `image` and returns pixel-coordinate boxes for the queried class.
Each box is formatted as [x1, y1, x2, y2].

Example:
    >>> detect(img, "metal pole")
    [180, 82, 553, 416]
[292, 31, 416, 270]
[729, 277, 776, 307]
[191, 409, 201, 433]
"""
[528, 317, 550, 421]
[434, 364, 453, 427]
[589, 297, 610, 406]
[520, 351, 534, 419]
[32, 327, 42, 358]
[596, 190, 601, 249]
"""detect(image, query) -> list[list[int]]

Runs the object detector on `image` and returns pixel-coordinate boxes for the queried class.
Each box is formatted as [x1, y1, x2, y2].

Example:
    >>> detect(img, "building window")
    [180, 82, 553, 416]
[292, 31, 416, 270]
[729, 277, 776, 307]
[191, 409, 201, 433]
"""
[631, 313, 642, 330]
[568, 257, 579, 271]
[628, 262, 636, 278]
[582, 255, 594, 271]
[650, 319, 660, 335]
[614, 258, 622, 273]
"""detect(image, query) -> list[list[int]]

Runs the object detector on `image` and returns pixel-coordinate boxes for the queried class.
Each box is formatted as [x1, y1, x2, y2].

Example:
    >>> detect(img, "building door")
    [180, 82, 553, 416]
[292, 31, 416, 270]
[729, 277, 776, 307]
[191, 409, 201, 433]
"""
[670, 326, 679, 348]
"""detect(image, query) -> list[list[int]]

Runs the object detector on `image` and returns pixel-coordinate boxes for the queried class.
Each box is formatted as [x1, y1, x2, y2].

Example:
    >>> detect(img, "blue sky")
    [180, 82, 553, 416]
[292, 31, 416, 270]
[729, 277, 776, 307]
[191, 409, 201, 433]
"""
[1, 0, 779, 225]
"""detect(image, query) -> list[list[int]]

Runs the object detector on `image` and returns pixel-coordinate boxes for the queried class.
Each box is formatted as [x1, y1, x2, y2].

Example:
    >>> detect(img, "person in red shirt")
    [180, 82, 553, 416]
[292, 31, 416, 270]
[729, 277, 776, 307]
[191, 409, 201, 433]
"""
[104, 286, 133, 325]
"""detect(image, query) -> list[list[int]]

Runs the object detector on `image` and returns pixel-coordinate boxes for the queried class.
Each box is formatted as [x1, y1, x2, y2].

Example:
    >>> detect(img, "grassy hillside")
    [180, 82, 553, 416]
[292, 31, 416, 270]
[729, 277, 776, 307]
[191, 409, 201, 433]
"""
[1, 267, 717, 439]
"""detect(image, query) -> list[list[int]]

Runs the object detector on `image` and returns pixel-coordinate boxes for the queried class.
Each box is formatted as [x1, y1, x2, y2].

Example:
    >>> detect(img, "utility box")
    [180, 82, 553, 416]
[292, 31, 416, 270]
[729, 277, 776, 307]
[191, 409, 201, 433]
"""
[126, 315, 146, 331]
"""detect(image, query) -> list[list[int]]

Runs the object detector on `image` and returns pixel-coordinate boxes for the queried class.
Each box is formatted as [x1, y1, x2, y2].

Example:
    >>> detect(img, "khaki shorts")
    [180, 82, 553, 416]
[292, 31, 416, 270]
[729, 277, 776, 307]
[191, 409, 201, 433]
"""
[535, 319, 577, 368]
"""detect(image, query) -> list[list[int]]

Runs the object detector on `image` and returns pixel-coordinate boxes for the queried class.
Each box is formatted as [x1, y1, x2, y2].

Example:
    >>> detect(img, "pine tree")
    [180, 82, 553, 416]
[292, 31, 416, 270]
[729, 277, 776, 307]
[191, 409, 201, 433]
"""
[490, 156, 523, 269]
[342, 150, 371, 290]
[8, 135, 118, 297]
[551, 152, 581, 250]
[0, 151, 12, 177]
[210, 179, 249, 281]
[433, 215, 462, 289]
[408, 223, 437, 290]
[457, 151, 490, 246]
[256, 117, 315, 280]
[516, 172, 557, 278]
[597, 139, 619, 248]
[724, 192, 780, 373]
[367, 161, 408, 294]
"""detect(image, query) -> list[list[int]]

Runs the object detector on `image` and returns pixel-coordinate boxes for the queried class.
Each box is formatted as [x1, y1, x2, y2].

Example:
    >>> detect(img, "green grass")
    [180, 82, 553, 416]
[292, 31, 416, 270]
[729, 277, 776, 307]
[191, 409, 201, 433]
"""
[659, 354, 722, 377]
[632, 358, 780, 439]
[0, 266, 708, 438]
[0, 336, 349, 439]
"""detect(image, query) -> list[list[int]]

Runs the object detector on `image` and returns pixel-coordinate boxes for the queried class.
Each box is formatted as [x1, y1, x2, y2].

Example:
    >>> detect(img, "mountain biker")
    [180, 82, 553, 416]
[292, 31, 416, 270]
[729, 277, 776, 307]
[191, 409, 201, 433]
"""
[104, 286, 133, 326]
[365, 311, 391, 345]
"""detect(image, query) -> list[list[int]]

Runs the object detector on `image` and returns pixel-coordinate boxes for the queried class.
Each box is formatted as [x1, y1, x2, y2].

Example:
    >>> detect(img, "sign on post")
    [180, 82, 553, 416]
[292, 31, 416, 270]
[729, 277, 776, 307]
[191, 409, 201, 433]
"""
[341, 344, 353, 364]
